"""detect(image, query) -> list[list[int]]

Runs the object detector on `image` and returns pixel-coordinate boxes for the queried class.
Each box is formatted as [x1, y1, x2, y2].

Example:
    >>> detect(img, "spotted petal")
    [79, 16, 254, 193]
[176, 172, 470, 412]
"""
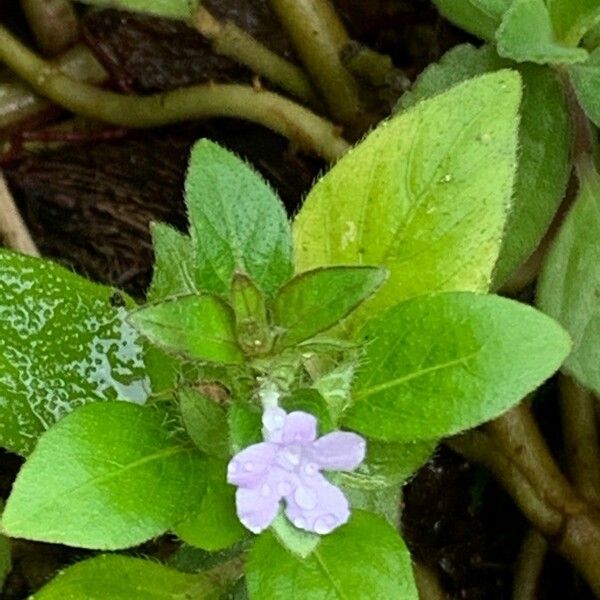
[312, 431, 366, 471]
[283, 471, 350, 534]
[236, 475, 282, 534]
[282, 411, 318, 443]
[227, 442, 276, 488]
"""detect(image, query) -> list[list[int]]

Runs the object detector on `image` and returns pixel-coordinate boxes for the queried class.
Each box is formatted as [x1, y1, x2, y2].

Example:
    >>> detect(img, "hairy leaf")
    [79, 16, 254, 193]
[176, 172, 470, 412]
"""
[497, 0, 588, 64]
[246, 511, 418, 599]
[569, 47, 600, 127]
[174, 458, 246, 551]
[2, 403, 204, 549]
[32, 554, 232, 599]
[147, 222, 197, 302]
[397, 44, 571, 287]
[432, 0, 511, 40]
[538, 160, 600, 394]
[130, 294, 244, 364]
[344, 292, 571, 442]
[272, 267, 387, 348]
[294, 71, 521, 324]
[186, 140, 292, 296]
[0, 250, 149, 455]
[548, 0, 600, 45]
[179, 388, 229, 458]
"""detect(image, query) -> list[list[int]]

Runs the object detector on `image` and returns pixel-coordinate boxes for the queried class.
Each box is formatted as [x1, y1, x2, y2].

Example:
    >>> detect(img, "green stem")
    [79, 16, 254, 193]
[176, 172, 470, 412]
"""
[20, 0, 79, 56]
[268, 0, 362, 127]
[512, 529, 547, 600]
[192, 6, 319, 106]
[0, 26, 349, 163]
[413, 562, 445, 600]
[560, 374, 600, 507]
[448, 404, 600, 597]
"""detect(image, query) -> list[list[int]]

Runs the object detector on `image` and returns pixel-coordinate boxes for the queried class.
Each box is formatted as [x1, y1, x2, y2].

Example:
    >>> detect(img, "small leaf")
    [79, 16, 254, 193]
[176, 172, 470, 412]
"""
[2, 402, 204, 550]
[230, 273, 271, 355]
[32, 554, 235, 600]
[0, 250, 150, 456]
[344, 292, 571, 442]
[497, 0, 589, 64]
[547, 0, 600, 46]
[342, 484, 401, 527]
[273, 267, 386, 348]
[270, 513, 320, 559]
[75, 0, 199, 20]
[130, 294, 244, 364]
[186, 140, 293, 296]
[147, 222, 198, 302]
[246, 511, 418, 599]
[538, 159, 600, 395]
[569, 47, 600, 127]
[228, 402, 262, 454]
[179, 387, 229, 458]
[293, 71, 521, 324]
[397, 44, 571, 287]
[432, 0, 511, 40]
[174, 458, 246, 551]
[280, 388, 335, 432]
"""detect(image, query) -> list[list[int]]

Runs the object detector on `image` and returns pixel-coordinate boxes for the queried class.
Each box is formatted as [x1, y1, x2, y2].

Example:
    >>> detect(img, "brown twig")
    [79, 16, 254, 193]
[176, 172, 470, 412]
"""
[0, 171, 39, 256]
[20, 0, 79, 56]
[512, 529, 548, 600]
[413, 562, 447, 600]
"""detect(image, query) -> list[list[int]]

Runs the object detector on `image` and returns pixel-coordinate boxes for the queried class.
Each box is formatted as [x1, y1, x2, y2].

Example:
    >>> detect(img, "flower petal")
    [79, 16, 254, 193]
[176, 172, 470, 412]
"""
[283, 472, 350, 535]
[236, 479, 281, 534]
[312, 431, 366, 471]
[227, 442, 276, 488]
[262, 407, 287, 442]
[282, 411, 318, 443]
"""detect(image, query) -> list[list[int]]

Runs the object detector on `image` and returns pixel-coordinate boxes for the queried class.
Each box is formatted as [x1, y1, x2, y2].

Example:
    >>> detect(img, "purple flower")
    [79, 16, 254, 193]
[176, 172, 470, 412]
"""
[227, 407, 366, 535]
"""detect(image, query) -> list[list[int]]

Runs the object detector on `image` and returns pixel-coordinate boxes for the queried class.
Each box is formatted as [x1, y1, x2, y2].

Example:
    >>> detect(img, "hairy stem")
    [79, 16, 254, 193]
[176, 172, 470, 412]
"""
[20, 0, 79, 55]
[268, 0, 362, 127]
[0, 171, 39, 256]
[0, 25, 349, 162]
[560, 374, 600, 507]
[192, 6, 319, 106]
[449, 405, 600, 596]
[512, 529, 547, 600]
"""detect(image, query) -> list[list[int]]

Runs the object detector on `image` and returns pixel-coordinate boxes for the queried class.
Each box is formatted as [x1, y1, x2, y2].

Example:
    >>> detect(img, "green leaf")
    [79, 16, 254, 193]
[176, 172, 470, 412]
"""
[186, 140, 293, 296]
[130, 294, 244, 364]
[293, 71, 521, 324]
[538, 160, 600, 395]
[147, 222, 197, 302]
[75, 0, 198, 20]
[270, 513, 320, 559]
[339, 440, 436, 490]
[548, 0, 600, 46]
[174, 458, 246, 551]
[397, 44, 571, 287]
[432, 0, 511, 40]
[32, 554, 235, 600]
[0, 250, 150, 456]
[273, 267, 386, 348]
[179, 387, 229, 458]
[569, 47, 600, 127]
[496, 0, 589, 64]
[228, 402, 262, 454]
[342, 484, 402, 527]
[246, 511, 418, 599]
[344, 292, 571, 442]
[2, 402, 204, 550]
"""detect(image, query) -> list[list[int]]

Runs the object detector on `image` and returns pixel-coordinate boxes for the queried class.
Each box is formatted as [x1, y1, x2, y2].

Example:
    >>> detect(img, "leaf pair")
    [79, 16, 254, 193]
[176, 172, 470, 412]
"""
[434, 0, 600, 61]
[133, 266, 386, 362]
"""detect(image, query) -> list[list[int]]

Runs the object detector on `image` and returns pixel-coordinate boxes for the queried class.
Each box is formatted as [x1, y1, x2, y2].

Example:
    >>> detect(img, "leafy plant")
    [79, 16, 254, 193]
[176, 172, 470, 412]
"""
[0, 64, 575, 598]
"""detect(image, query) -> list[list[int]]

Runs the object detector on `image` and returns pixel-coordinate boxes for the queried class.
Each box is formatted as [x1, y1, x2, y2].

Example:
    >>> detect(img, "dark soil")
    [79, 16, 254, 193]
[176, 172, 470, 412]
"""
[0, 2, 592, 598]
